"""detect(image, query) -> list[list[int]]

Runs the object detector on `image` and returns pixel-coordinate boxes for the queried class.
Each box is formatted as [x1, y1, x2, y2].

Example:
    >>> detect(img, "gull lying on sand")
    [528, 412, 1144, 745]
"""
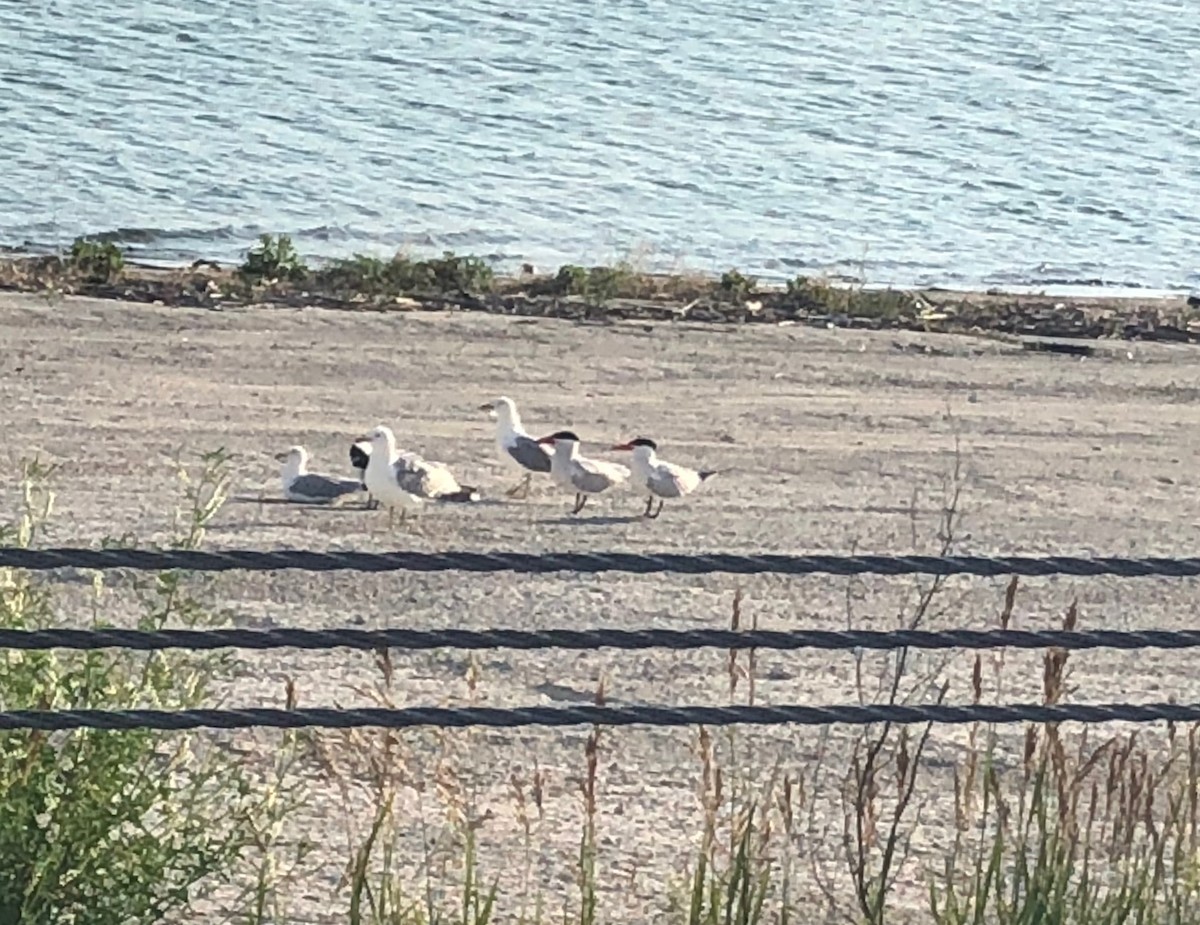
[275, 446, 363, 504]
[479, 396, 552, 498]
[537, 430, 630, 515]
[360, 424, 480, 526]
[611, 437, 719, 519]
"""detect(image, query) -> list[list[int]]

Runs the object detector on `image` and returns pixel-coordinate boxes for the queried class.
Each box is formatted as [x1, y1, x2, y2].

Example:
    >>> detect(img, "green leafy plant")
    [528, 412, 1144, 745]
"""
[238, 234, 308, 284]
[311, 251, 493, 298]
[415, 251, 493, 294]
[549, 262, 649, 302]
[719, 269, 757, 300]
[0, 451, 299, 925]
[66, 238, 124, 282]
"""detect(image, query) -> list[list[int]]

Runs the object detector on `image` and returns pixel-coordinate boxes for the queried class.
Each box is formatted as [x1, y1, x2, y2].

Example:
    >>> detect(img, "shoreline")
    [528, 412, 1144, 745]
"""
[3, 239, 1198, 344]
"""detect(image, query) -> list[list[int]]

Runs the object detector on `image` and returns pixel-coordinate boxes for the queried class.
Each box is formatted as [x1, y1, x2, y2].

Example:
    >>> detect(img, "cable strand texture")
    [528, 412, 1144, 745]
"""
[4, 547, 1200, 577]
[1, 701, 1198, 732]
[5, 626, 1200, 653]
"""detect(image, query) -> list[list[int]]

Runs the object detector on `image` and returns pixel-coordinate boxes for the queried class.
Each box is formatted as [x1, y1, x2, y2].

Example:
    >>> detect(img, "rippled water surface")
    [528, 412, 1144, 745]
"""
[2, 0, 1198, 288]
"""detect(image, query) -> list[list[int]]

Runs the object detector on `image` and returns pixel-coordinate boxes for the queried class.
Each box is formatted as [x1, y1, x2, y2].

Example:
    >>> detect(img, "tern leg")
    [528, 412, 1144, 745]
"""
[642, 496, 654, 518]
[648, 500, 664, 519]
[571, 493, 588, 515]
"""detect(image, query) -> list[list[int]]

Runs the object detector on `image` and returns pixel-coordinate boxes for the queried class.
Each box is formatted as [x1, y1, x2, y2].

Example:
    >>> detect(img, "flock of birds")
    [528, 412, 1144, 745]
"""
[274, 396, 721, 525]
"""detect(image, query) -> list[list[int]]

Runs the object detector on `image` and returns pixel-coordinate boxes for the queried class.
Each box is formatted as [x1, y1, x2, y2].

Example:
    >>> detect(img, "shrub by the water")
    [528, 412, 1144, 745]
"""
[311, 250, 494, 297]
[66, 238, 124, 283]
[238, 233, 308, 284]
[718, 268, 757, 300]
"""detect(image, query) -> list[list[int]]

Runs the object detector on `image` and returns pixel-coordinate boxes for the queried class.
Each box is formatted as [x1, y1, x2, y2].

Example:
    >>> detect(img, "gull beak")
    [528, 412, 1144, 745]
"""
[355, 433, 373, 444]
[273, 452, 288, 462]
[611, 441, 633, 451]
[478, 402, 495, 412]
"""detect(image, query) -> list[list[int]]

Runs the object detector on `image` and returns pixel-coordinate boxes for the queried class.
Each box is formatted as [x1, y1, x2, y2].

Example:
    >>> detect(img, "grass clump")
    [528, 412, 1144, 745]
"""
[311, 251, 494, 298]
[718, 269, 757, 301]
[66, 237, 124, 283]
[239, 233, 308, 284]
[929, 601, 1200, 925]
[784, 274, 915, 319]
[546, 262, 656, 302]
[0, 451, 305, 924]
[318, 650, 505, 925]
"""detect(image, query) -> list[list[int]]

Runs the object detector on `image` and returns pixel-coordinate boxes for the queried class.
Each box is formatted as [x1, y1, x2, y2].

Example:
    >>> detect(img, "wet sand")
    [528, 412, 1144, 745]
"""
[3, 292, 1200, 921]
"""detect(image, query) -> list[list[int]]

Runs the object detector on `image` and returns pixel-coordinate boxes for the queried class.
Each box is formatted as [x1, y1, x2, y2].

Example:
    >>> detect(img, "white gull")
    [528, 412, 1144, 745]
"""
[360, 424, 479, 527]
[275, 446, 363, 504]
[479, 395, 552, 498]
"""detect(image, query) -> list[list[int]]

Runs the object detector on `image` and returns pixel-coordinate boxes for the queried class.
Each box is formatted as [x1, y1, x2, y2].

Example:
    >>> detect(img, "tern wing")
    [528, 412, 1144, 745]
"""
[647, 460, 701, 498]
[573, 457, 630, 493]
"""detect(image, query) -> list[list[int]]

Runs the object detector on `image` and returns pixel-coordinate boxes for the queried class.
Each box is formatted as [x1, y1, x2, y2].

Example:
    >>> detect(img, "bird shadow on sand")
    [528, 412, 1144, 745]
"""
[539, 514, 645, 527]
[227, 495, 375, 514]
[450, 497, 509, 509]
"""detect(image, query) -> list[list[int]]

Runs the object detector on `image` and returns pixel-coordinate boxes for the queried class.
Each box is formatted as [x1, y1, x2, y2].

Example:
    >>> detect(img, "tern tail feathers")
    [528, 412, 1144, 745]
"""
[699, 469, 722, 482]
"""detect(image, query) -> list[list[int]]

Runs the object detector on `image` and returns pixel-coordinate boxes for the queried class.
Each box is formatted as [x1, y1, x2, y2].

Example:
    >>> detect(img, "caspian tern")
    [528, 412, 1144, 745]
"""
[478, 396, 552, 498]
[360, 424, 479, 527]
[611, 437, 719, 518]
[537, 430, 630, 515]
[275, 446, 363, 504]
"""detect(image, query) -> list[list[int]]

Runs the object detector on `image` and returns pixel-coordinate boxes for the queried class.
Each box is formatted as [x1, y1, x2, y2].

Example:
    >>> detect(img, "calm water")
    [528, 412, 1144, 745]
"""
[2, 0, 1198, 290]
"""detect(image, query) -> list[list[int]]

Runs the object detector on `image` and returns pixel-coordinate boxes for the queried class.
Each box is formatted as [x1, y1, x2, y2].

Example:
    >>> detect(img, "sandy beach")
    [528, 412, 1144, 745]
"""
[3, 291, 1200, 921]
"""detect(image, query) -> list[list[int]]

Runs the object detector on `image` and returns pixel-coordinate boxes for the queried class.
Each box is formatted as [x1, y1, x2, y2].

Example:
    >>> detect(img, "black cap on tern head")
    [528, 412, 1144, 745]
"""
[538, 430, 581, 444]
[611, 436, 658, 451]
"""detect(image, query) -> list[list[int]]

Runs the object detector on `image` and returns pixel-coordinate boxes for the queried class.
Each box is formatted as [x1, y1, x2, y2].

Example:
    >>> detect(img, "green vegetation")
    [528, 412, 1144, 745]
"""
[66, 237, 125, 282]
[6, 235, 1191, 339]
[784, 273, 915, 319]
[311, 250, 494, 297]
[0, 452, 307, 924]
[543, 262, 653, 301]
[718, 268, 757, 300]
[238, 233, 308, 284]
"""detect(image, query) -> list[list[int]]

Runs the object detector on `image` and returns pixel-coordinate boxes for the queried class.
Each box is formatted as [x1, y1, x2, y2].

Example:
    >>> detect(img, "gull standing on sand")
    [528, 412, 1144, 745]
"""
[360, 425, 480, 526]
[275, 446, 363, 504]
[611, 437, 719, 519]
[537, 430, 630, 515]
[479, 396, 552, 498]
